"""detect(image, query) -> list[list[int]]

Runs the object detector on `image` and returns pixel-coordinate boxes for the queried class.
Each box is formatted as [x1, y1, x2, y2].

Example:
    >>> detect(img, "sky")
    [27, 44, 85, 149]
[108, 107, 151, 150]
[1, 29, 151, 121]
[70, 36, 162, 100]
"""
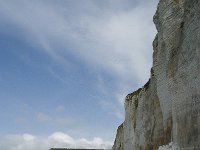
[0, 0, 158, 149]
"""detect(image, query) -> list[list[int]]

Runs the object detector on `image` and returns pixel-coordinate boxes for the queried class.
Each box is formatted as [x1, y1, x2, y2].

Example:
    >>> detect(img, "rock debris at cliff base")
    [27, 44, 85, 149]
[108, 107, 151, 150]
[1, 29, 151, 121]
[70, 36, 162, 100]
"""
[112, 0, 200, 149]
[158, 142, 178, 150]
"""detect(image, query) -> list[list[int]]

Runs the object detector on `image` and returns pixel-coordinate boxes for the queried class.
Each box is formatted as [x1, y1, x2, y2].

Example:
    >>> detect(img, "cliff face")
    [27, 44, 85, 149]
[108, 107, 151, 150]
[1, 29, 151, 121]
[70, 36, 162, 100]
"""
[112, 124, 124, 150]
[113, 0, 200, 149]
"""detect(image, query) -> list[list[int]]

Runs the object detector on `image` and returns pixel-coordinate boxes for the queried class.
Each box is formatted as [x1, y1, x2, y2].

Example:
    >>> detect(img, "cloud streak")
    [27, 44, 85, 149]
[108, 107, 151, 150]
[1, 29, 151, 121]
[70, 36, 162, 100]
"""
[0, 0, 158, 120]
[37, 112, 77, 127]
[0, 0, 157, 84]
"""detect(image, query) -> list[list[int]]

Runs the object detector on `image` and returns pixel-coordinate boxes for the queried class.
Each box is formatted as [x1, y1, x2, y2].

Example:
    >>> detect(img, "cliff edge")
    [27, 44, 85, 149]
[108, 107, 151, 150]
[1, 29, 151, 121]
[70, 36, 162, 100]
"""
[112, 0, 200, 149]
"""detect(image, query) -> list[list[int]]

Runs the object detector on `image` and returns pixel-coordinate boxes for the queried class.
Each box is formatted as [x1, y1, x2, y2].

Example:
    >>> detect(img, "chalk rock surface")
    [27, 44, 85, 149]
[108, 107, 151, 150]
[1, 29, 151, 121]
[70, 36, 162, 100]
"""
[112, 0, 200, 149]
[112, 124, 124, 150]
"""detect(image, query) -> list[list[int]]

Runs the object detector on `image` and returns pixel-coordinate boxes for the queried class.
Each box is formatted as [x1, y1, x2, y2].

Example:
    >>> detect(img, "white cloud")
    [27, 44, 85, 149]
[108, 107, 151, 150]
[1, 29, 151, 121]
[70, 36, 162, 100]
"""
[0, 132, 112, 150]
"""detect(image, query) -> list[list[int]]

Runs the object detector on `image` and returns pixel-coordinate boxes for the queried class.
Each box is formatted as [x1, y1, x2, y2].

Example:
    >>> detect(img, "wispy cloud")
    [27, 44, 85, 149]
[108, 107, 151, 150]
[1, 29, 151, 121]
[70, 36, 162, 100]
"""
[0, 132, 112, 150]
[0, 0, 158, 120]
[0, 0, 157, 84]
[37, 112, 77, 127]
[55, 105, 65, 112]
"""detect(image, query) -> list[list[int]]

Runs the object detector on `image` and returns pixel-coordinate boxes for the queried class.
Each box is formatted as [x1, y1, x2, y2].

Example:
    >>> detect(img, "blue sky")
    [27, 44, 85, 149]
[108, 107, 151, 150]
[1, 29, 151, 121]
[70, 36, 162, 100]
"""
[0, 0, 158, 149]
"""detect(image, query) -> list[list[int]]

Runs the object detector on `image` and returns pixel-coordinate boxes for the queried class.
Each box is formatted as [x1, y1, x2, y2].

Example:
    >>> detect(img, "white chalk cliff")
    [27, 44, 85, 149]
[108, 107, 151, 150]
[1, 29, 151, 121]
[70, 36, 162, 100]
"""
[112, 0, 200, 149]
